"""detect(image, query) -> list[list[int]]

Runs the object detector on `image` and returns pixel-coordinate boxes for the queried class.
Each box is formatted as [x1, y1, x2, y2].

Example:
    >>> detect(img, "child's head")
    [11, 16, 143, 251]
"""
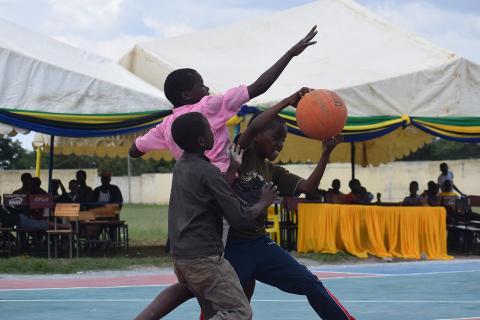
[440, 162, 448, 174]
[428, 181, 439, 196]
[348, 179, 361, 193]
[20, 172, 32, 186]
[249, 113, 287, 161]
[164, 69, 209, 107]
[409, 181, 419, 195]
[331, 179, 341, 191]
[69, 180, 79, 193]
[172, 112, 214, 153]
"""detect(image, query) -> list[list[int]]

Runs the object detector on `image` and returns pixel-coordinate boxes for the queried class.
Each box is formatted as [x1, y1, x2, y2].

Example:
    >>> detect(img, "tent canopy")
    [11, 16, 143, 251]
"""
[0, 18, 172, 137]
[120, 0, 480, 165]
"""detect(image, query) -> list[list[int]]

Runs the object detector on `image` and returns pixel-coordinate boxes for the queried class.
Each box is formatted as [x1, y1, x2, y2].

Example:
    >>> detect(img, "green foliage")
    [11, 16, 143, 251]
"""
[0, 136, 35, 169]
[0, 253, 171, 274]
[402, 139, 480, 161]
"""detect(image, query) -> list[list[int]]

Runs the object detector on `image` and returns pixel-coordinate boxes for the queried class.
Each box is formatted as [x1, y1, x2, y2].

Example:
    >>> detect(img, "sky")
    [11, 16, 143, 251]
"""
[1, 0, 479, 149]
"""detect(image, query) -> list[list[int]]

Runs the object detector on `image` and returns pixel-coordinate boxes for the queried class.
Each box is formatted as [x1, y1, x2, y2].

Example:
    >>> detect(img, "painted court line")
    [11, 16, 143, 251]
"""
[0, 271, 376, 290]
[1, 299, 480, 304]
[433, 317, 480, 320]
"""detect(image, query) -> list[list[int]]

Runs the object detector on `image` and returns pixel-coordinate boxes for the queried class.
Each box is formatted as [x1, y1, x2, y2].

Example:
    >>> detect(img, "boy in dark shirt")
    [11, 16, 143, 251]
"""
[159, 112, 276, 320]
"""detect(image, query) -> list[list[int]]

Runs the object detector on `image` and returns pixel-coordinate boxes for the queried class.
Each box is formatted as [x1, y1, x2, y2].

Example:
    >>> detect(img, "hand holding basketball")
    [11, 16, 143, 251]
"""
[296, 89, 348, 140]
[286, 87, 314, 107]
[322, 135, 344, 152]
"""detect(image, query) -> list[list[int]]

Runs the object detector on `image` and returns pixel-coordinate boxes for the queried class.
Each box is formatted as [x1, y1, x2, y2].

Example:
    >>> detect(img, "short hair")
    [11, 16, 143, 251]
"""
[410, 181, 419, 187]
[171, 112, 209, 152]
[349, 179, 360, 189]
[164, 68, 199, 107]
[21, 172, 32, 183]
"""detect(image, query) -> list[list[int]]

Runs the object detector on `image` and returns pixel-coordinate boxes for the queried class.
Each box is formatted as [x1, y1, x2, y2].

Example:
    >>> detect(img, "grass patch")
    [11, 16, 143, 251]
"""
[122, 204, 168, 246]
[0, 246, 172, 274]
[0, 204, 171, 274]
[295, 251, 354, 263]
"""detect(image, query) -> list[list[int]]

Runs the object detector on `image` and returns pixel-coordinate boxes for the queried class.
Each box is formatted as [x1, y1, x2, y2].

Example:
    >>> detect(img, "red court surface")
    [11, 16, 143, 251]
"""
[0, 271, 377, 290]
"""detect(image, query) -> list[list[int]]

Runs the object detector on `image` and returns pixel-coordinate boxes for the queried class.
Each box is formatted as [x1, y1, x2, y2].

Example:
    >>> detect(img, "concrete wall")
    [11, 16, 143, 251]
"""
[1, 159, 479, 204]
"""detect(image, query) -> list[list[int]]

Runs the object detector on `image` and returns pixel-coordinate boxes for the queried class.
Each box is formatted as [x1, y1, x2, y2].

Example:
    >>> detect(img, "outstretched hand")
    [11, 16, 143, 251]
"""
[288, 25, 318, 57]
[322, 135, 343, 152]
[229, 144, 244, 171]
[286, 87, 314, 107]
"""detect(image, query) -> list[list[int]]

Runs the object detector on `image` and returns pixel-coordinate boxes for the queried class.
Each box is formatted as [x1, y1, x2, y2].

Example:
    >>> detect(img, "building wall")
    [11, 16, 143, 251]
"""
[1, 159, 478, 204]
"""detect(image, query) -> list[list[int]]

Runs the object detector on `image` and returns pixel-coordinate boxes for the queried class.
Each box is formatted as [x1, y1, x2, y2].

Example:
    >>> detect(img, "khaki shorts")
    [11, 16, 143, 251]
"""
[174, 254, 252, 320]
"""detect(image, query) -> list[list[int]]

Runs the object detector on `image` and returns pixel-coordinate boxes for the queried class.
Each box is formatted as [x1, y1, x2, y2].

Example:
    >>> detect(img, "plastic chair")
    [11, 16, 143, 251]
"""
[47, 203, 80, 259]
[265, 207, 281, 245]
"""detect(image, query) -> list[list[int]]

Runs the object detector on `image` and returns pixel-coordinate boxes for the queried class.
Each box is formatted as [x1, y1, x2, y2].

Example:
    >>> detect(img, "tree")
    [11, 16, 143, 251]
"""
[0, 136, 35, 169]
[402, 138, 480, 161]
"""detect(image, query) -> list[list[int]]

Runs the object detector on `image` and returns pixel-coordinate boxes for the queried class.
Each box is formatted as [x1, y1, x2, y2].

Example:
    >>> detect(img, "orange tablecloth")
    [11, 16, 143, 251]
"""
[297, 203, 452, 260]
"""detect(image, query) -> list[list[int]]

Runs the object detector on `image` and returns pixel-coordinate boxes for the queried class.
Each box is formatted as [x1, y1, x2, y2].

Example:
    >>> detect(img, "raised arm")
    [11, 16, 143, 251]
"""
[237, 87, 312, 148]
[247, 26, 317, 99]
[296, 135, 343, 196]
[129, 124, 168, 158]
[129, 142, 144, 158]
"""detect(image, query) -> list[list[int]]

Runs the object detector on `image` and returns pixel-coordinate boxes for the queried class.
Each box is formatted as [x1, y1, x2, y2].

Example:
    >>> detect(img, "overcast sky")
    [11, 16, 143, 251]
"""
[1, 0, 479, 148]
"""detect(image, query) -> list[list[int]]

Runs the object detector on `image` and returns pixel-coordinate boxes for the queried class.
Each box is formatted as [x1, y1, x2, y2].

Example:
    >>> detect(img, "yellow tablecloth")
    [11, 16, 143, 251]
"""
[297, 203, 452, 260]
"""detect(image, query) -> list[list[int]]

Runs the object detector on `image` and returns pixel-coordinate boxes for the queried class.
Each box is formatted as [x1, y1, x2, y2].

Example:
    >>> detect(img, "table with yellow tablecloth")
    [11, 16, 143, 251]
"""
[297, 203, 452, 260]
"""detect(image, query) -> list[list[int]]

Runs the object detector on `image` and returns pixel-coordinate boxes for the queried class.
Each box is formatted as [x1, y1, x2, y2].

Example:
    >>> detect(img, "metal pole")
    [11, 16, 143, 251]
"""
[48, 135, 55, 218]
[350, 142, 355, 180]
[127, 154, 132, 203]
[35, 147, 42, 177]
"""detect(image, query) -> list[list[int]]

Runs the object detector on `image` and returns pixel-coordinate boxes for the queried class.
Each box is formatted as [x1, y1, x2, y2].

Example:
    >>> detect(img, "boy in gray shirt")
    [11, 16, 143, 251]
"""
[168, 112, 276, 319]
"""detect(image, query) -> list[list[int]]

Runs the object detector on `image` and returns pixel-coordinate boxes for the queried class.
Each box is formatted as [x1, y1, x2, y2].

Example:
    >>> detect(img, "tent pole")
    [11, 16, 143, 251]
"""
[47, 135, 55, 218]
[350, 142, 355, 180]
[127, 154, 132, 203]
[47, 135, 55, 194]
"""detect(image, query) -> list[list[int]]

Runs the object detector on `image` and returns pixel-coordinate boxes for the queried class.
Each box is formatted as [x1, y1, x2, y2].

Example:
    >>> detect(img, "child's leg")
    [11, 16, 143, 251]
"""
[254, 236, 355, 320]
[135, 282, 194, 320]
[174, 255, 252, 320]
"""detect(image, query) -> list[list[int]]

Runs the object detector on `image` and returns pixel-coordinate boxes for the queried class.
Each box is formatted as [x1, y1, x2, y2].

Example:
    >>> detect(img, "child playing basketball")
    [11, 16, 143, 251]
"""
[225, 97, 355, 319]
[166, 112, 277, 319]
[129, 25, 318, 172]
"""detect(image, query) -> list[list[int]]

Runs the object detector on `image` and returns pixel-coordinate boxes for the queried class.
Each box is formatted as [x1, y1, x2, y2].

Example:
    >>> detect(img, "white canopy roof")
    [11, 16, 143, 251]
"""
[120, 0, 480, 118]
[0, 18, 171, 135]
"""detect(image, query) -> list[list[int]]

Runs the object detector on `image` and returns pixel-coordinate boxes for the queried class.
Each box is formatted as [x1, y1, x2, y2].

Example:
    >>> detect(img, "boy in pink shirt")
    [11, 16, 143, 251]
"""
[129, 25, 318, 175]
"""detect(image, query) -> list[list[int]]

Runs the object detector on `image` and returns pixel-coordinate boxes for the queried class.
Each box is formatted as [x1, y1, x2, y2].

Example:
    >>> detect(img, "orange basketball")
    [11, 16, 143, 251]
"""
[296, 89, 347, 140]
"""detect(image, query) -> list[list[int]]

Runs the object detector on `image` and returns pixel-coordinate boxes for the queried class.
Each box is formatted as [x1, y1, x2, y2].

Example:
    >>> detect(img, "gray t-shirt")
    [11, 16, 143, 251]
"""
[168, 153, 262, 259]
[438, 171, 454, 188]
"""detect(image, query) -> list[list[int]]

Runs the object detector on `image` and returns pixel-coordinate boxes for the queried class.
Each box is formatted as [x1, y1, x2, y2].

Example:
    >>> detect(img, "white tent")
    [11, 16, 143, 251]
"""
[120, 0, 480, 165]
[0, 17, 171, 138]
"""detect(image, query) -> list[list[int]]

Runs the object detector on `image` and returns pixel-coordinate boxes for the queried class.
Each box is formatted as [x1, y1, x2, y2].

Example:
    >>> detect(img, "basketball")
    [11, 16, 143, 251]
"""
[296, 89, 348, 140]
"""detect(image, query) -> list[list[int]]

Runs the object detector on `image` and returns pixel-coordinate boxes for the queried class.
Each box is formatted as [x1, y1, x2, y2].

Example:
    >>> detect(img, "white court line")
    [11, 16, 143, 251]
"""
[321, 269, 480, 280]
[433, 317, 480, 320]
[1, 269, 479, 292]
[1, 299, 480, 304]
[0, 284, 169, 292]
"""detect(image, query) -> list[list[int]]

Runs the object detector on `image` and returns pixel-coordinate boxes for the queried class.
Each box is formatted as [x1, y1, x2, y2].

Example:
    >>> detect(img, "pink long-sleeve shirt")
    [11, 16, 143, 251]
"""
[135, 85, 249, 173]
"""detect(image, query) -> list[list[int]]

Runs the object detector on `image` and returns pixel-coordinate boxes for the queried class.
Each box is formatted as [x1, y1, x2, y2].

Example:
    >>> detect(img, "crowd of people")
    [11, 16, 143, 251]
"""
[0, 170, 123, 231]
[311, 162, 463, 211]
